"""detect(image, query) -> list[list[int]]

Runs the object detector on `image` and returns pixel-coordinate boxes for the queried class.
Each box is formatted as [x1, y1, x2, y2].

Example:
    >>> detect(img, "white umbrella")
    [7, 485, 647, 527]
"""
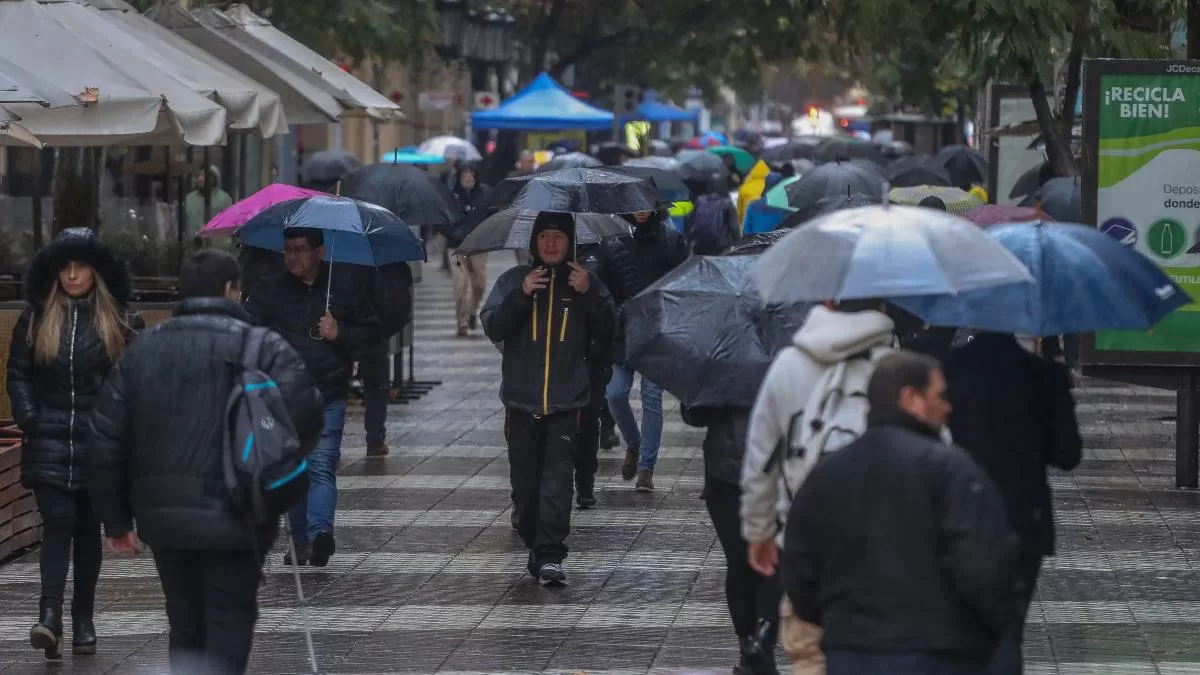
[418, 136, 482, 161]
[0, 109, 43, 148]
[0, 54, 79, 108]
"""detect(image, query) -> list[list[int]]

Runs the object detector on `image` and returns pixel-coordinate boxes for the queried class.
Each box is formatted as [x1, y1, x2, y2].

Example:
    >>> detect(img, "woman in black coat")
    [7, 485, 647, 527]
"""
[6, 228, 140, 660]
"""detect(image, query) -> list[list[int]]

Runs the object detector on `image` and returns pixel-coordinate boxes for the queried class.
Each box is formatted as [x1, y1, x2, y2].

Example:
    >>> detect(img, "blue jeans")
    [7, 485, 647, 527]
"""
[289, 401, 347, 543]
[827, 651, 985, 675]
[605, 362, 663, 470]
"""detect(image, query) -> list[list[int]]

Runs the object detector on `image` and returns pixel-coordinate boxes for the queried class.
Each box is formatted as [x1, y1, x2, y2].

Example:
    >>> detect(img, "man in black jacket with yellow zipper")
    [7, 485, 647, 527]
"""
[481, 212, 616, 586]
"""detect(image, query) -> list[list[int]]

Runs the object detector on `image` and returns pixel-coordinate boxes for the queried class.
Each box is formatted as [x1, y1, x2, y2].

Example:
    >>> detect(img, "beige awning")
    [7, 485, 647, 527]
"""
[0, 53, 79, 108]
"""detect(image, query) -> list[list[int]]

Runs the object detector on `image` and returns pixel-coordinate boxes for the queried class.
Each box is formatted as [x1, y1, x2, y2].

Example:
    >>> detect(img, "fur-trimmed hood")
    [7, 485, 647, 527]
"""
[25, 228, 132, 312]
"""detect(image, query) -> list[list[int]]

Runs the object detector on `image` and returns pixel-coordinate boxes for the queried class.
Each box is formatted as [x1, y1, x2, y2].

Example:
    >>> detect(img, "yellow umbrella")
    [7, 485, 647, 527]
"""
[888, 186, 983, 215]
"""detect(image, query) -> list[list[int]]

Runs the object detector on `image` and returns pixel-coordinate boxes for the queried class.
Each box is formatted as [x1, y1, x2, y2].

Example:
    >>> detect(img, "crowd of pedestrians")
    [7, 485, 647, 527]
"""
[3, 144, 1084, 675]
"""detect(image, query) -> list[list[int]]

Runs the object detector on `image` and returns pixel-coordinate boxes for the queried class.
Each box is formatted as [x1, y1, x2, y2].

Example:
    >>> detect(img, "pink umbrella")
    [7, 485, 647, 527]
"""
[199, 184, 327, 237]
[963, 204, 1054, 227]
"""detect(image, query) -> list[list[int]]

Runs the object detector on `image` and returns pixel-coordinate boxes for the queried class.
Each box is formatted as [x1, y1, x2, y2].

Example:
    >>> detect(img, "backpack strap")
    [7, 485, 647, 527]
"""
[241, 326, 269, 372]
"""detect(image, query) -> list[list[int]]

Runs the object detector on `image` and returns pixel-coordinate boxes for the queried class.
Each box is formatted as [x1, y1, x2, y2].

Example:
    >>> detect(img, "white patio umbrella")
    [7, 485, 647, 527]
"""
[0, 54, 79, 108]
[0, 109, 44, 148]
[417, 136, 483, 162]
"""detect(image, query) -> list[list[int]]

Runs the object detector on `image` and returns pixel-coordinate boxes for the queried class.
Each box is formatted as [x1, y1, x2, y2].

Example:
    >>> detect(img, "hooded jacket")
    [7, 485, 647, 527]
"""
[184, 165, 233, 236]
[6, 228, 140, 490]
[741, 305, 895, 546]
[481, 215, 617, 415]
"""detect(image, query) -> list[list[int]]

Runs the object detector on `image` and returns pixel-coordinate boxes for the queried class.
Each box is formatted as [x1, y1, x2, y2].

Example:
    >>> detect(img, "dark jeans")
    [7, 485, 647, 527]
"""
[827, 651, 986, 675]
[153, 547, 266, 675]
[574, 380, 608, 493]
[357, 341, 390, 447]
[987, 548, 1044, 675]
[704, 476, 780, 639]
[33, 486, 101, 615]
[506, 409, 577, 564]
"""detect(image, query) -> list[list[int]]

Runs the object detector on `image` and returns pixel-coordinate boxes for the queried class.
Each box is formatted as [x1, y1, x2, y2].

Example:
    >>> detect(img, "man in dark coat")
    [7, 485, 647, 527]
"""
[481, 212, 616, 586]
[351, 261, 413, 457]
[598, 209, 689, 490]
[782, 350, 1018, 675]
[244, 228, 382, 567]
[89, 250, 324, 675]
[941, 332, 1082, 674]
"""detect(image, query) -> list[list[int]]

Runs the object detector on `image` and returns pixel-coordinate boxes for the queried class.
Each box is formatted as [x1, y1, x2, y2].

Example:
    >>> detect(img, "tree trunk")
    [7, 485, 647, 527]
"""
[1027, 72, 1077, 177]
[1189, 0, 1200, 58]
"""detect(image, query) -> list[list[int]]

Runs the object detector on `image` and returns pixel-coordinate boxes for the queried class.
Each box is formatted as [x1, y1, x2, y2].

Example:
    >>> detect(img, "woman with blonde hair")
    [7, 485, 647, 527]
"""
[6, 228, 140, 660]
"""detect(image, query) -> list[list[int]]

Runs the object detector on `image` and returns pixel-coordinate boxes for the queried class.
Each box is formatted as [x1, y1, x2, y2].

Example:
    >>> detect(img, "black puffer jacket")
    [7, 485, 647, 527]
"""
[680, 406, 750, 486]
[598, 213, 689, 306]
[88, 299, 324, 550]
[244, 265, 382, 403]
[6, 229, 138, 491]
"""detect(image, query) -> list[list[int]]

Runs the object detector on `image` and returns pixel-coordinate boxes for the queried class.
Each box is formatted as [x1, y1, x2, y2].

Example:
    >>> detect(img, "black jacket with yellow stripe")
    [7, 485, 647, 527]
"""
[481, 263, 616, 416]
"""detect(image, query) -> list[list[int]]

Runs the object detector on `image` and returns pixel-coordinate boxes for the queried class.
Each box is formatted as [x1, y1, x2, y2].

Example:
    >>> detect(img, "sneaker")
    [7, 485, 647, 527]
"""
[600, 430, 620, 449]
[283, 541, 309, 567]
[366, 442, 390, 457]
[309, 531, 335, 567]
[621, 448, 639, 481]
[537, 562, 567, 587]
[635, 469, 654, 492]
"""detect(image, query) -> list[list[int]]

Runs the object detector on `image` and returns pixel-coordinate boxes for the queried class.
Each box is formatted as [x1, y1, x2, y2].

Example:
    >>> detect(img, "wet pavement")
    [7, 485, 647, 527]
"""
[1, 257, 1200, 674]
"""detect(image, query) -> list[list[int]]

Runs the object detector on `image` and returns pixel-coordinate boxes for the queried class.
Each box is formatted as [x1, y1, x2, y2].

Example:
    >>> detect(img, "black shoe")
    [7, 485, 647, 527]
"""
[72, 616, 96, 655]
[309, 531, 335, 567]
[510, 506, 521, 531]
[30, 600, 62, 660]
[576, 485, 597, 509]
[537, 562, 567, 587]
[600, 430, 619, 449]
[734, 631, 779, 675]
[621, 447, 639, 481]
[283, 541, 309, 567]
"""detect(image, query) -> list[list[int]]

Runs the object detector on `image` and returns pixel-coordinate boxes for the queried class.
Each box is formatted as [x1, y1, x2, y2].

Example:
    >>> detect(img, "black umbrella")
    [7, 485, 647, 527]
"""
[761, 139, 822, 163]
[850, 158, 888, 178]
[300, 150, 361, 186]
[455, 208, 630, 257]
[1009, 161, 1055, 199]
[934, 145, 988, 190]
[727, 228, 792, 255]
[537, 152, 602, 172]
[486, 167, 661, 214]
[596, 142, 637, 166]
[888, 162, 953, 188]
[817, 137, 882, 163]
[777, 193, 879, 230]
[339, 163, 462, 229]
[877, 140, 915, 161]
[784, 161, 884, 222]
[624, 254, 813, 408]
[1019, 176, 1080, 222]
[648, 139, 673, 157]
[601, 165, 692, 202]
[674, 149, 730, 184]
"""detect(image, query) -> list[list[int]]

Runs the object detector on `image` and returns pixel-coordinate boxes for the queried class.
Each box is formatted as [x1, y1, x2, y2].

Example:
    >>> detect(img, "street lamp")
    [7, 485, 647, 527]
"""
[460, 8, 482, 62]
[434, 0, 467, 61]
[497, 10, 517, 64]
[477, 7, 503, 64]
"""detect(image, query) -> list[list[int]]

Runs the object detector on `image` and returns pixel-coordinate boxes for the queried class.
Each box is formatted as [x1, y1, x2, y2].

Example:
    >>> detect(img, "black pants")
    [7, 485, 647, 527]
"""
[506, 409, 578, 565]
[574, 380, 608, 493]
[357, 340, 390, 447]
[33, 486, 101, 616]
[153, 548, 266, 675]
[704, 476, 780, 639]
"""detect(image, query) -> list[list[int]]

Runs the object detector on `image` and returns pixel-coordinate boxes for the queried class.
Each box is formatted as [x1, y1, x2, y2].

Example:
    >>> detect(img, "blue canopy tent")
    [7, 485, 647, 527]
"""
[472, 73, 614, 130]
[620, 100, 700, 123]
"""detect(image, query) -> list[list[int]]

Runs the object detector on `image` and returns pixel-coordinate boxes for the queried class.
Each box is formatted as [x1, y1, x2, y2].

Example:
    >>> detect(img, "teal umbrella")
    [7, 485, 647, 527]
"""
[764, 175, 801, 210]
[708, 145, 756, 173]
[380, 149, 443, 164]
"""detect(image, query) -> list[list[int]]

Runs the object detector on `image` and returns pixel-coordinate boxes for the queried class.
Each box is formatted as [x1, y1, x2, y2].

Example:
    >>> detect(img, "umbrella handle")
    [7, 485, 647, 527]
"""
[325, 232, 335, 314]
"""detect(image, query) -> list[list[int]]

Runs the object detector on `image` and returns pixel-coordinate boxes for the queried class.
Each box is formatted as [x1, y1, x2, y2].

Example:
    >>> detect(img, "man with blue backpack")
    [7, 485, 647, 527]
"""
[90, 250, 324, 675]
[686, 179, 741, 255]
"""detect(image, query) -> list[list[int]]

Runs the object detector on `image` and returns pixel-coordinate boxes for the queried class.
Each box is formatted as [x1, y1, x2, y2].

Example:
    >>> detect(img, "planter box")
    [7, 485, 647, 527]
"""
[0, 430, 40, 561]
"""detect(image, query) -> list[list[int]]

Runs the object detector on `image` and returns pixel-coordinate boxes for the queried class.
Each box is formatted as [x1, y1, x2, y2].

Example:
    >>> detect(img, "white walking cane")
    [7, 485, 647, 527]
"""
[283, 514, 319, 674]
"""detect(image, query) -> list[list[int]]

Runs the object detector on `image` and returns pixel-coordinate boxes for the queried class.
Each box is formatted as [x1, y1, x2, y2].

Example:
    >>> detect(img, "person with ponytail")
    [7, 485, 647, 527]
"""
[6, 228, 141, 660]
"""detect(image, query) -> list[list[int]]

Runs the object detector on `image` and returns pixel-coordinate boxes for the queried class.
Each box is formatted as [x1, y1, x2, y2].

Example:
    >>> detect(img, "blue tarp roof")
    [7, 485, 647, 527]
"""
[471, 73, 614, 131]
[621, 100, 700, 123]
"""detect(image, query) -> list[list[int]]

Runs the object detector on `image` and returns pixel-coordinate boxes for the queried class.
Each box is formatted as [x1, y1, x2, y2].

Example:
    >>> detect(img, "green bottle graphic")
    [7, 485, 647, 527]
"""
[1148, 218, 1186, 259]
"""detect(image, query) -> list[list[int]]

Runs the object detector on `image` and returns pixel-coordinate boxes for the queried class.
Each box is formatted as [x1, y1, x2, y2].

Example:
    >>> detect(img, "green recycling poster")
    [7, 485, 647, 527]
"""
[1096, 71, 1200, 352]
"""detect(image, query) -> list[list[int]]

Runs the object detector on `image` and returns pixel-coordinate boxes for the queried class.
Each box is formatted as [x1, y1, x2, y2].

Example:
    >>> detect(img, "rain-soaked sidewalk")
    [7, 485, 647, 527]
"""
[2, 258, 1200, 674]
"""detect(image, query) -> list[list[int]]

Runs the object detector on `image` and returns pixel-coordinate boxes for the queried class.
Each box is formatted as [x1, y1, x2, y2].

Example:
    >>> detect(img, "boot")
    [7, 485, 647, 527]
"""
[734, 620, 780, 675]
[621, 447, 639, 481]
[30, 599, 62, 660]
[72, 616, 97, 655]
[576, 480, 597, 509]
[635, 468, 655, 492]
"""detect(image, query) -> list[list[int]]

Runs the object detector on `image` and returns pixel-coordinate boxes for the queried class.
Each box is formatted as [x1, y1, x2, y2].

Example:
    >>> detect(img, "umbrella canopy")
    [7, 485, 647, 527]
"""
[964, 205, 1051, 227]
[776, 193, 879, 230]
[238, 196, 425, 266]
[380, 149, 444, 165]
[892, 222, 1191, 336]
[200, 183, 326, 237]
[727, 228, 793, 255]
[536, 152, 602, 172]
[488, 168, 661, 214]
[339, 163, 462, 229]
[888, 186, 984, 215]
[601, 165, 692, 202]
[888, 162, 952, 188]
[752, 205, 1034, 304]
[626, 156, 680, 171]
[0, 113, 42, 148]
[763, 176, 801, 210]
[1009, 161, 1054, 199]
[455, 208, 630, 257]
[674, 149, 730, 185]
[624, 254, 812, 408]
[596, 142, 637, 166]
[687, 130, 727, 148]
[648, 139, 673, 157]
[783, 161, 884, 222]
[301, 150, 361, 186]
[761, 140, 822, 163]
[471, 72, 613, 130]
[0, 54, 78, 107]
[877, 140, 915, 161]
[417, 135, 482, 161]
[1019, 177, 1080, 222]
[709, 145, 756, 173]
[934, 145, 988, 190]
[817, 137, 882, 163]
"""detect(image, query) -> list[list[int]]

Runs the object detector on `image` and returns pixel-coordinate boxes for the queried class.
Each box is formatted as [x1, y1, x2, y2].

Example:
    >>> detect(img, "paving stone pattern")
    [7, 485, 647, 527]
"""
[1, 258, 1199, 674]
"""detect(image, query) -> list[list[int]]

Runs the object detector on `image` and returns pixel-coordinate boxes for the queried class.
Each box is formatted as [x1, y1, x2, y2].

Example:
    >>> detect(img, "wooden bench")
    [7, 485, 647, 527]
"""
[0, 426, 39, 562]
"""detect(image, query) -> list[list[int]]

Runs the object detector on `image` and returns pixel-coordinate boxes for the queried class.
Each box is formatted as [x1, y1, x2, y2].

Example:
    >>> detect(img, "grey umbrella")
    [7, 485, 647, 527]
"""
[301, 150, 361, 187]
[1019, 176, 1080, 222]
[784, 161, 884, 223]
[455, 208, 630, 257]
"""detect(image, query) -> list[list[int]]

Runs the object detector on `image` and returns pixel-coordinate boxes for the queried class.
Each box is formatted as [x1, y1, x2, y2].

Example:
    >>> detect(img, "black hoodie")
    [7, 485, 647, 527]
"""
[480, 213, 617, 415]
